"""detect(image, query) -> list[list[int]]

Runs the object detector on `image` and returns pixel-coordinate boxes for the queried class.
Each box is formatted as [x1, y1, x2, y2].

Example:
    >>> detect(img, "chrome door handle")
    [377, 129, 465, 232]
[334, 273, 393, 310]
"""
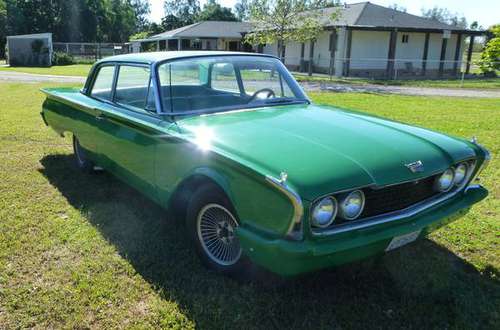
[95, 113, 107, 121]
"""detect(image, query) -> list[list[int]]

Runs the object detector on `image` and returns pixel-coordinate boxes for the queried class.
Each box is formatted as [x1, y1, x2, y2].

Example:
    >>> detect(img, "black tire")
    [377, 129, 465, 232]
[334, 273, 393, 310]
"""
[73, 135, 95, 173]
[185, 183, 251, 277]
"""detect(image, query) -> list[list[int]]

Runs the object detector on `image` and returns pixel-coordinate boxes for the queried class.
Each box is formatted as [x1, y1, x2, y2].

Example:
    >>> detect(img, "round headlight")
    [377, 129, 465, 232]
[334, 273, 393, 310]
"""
[339, 190, 365, 220]
[454, 163, 468, 185]
[311, 197, 337, 228]
[435, 168, 455, 192]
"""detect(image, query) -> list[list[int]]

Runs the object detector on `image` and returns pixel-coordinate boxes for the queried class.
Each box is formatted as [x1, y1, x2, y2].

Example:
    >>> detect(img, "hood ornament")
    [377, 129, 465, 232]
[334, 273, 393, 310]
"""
[405, 160, 424, 173]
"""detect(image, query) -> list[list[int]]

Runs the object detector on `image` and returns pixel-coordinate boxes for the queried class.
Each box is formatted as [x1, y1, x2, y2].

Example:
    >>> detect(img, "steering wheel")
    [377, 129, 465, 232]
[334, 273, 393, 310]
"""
[247, 88, 276, 103]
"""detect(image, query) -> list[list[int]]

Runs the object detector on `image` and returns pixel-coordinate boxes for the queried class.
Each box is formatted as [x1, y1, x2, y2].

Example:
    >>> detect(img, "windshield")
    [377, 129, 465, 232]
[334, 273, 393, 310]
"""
[157, 55, 308, 114]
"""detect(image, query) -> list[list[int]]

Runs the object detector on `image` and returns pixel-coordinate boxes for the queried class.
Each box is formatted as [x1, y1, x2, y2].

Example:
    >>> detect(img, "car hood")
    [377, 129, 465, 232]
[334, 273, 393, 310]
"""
[175, 104, 476, 200]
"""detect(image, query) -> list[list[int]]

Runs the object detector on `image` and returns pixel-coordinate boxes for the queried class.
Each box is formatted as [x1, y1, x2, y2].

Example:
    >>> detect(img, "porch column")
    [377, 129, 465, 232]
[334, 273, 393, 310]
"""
[308, 40, 315, 76]
[343, 28, 352, 77]
[299, 43, 305, 72]
[178, 39, 182, 51]
[438, 36, 448, 77]
[156, 40, 160, 51]
[386, 29, 397, 79]
[329, 30, 337, 76]
[453, 33, 463, 76]
[422, 32, 430, 76]
[465, 35, 475, 74]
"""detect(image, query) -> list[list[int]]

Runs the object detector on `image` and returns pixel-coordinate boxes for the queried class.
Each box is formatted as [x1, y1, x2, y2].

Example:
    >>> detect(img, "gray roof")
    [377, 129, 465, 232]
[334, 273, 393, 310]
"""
[320, 2, 465, 30]
[148, 21, 252, 40]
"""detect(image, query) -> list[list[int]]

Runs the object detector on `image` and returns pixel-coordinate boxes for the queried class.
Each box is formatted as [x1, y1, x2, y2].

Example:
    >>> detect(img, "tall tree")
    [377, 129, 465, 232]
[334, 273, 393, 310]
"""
[234, 0, 249, 21]
[0, 0, 6, 58]
[163, 0, 200, 30]
[130, 0, 151, 32]
[244, 0, 340, 57]
[421, 6, 467, 29]
[197, 0, 237, 22]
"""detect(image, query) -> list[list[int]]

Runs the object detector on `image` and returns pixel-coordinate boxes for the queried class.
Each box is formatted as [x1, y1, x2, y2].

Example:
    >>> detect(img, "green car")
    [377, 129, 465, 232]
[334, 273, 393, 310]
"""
[41, 51, 490, 277]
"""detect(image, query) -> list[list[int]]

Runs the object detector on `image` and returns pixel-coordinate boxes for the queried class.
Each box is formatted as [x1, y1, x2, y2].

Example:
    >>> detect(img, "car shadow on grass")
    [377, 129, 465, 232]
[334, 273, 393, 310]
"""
[39, 154, 499, 330]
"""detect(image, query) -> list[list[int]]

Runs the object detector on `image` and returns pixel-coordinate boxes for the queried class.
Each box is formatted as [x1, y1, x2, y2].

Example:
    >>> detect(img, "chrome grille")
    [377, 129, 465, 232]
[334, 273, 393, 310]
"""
[360, 174, 440, 219]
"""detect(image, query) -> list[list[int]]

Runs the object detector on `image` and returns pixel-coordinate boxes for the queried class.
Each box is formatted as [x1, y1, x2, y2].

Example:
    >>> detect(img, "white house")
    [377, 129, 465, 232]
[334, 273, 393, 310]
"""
[128, 21, 253, 53]
[262, 2, 485, 78]
[130, 2, 486, 79]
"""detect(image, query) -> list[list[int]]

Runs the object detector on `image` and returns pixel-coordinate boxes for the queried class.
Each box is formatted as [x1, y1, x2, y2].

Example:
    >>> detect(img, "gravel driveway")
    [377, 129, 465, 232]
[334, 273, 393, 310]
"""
[0, 71, 85, 83]
[1, 71, 499, 98]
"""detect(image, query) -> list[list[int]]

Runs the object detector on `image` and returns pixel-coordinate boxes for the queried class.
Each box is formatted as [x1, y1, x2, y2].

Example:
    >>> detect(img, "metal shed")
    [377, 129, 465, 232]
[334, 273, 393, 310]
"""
[6, 33, 53, 67]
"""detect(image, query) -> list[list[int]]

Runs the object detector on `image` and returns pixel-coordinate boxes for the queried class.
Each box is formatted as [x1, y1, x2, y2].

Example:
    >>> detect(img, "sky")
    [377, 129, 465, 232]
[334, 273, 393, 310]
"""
[149, 0, 500, 29]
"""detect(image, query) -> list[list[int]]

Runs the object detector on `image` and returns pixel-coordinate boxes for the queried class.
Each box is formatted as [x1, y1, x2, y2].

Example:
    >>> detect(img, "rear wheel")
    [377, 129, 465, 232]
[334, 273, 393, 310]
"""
[72, 135, 95, 173]
[186, 184, 249, 276]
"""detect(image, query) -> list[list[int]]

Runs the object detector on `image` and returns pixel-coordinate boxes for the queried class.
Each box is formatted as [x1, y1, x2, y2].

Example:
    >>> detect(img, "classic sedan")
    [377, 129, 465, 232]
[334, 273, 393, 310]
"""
[41, 51, 490, 277]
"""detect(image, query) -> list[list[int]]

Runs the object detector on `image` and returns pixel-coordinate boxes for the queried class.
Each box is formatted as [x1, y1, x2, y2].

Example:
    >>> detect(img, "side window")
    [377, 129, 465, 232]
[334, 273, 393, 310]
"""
[211, 63, 239, 93]
[115, 65, 152, 110]
[90, 66, 115, 101]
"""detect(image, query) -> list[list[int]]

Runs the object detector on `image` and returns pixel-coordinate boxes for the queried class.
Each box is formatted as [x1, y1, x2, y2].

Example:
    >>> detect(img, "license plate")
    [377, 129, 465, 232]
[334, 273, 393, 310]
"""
[385, 230, 421, 252]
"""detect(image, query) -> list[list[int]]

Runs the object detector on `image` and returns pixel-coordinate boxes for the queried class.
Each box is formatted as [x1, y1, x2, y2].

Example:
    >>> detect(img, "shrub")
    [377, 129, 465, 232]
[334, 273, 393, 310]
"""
[52, 52, 75, 66]
[478, 25, 500, 75]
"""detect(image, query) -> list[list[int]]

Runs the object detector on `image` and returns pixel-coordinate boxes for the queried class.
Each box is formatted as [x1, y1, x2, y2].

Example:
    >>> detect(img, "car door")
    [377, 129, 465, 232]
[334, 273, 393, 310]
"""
[75, 64, 116, 160]
[92, 64, 162, 202]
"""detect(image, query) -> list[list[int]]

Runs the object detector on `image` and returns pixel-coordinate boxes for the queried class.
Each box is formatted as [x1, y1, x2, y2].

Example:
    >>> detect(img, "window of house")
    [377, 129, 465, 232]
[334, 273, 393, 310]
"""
[90, 65, 115, 101]
[114, 65, 152, 110]
[402, 34, 409, 43]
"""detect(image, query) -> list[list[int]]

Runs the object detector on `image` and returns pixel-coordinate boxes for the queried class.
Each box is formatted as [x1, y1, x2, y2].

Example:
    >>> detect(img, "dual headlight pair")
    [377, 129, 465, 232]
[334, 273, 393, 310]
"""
[311, 161, 474, 229]
[434, 161, 471, 192]
[311, 190, 365, 228]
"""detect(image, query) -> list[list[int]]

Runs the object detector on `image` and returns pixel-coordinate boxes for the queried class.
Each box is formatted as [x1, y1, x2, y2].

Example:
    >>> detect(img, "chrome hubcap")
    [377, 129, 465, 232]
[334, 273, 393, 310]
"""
[197, 204, 242, 266]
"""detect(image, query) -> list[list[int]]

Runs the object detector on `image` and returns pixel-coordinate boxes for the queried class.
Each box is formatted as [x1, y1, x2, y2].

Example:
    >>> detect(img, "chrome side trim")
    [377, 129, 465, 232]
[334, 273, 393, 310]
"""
[266, 175, 304, 240]
[471, 144, 491, 182]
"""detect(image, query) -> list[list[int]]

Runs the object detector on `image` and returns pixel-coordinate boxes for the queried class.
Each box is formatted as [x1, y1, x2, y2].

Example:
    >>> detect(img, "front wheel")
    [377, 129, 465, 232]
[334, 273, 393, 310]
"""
[186, 184, 249, 276]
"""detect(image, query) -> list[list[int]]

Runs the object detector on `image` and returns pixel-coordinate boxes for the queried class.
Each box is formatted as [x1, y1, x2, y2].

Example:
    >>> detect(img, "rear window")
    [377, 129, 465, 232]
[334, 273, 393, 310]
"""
[115, 65, 153, 110]
[90, 66, 115, 101]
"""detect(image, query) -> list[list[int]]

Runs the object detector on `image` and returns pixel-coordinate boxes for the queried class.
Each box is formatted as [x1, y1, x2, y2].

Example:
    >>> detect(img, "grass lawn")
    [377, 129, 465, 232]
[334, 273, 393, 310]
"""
[0, 64, 92, 77]
[0, 82, 498, 329]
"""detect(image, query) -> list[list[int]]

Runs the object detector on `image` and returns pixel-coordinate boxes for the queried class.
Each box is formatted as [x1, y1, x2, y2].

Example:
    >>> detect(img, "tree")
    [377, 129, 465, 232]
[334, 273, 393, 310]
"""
[0, 0, 6, 58]
[163, 0, 200, 30]
[197, 0, 237, 22]
[478, 25, 500, 75]
[3, 0, 146, 43]
[388, 3, 406, 12]
[244, 0, 340, 58]
[130, 0, 151, 32]
[421, 6, 467, 29]
[234, 0, 249, 21]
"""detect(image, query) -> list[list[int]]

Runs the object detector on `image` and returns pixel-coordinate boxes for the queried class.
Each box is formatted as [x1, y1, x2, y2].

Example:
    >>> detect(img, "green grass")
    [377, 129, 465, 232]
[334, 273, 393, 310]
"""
[0, 64, 92, 77]
[0, 82, 498, 329]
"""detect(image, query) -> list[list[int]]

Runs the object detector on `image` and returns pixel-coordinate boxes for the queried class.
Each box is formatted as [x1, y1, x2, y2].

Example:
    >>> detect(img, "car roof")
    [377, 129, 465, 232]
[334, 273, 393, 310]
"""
[99, 51, 276, 65]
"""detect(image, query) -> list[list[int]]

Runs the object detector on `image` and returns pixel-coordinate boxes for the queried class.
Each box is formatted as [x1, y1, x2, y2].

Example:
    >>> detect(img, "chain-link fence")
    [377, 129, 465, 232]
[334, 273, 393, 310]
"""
[52, 42, 129, 62]
[276, 55, 496, 81]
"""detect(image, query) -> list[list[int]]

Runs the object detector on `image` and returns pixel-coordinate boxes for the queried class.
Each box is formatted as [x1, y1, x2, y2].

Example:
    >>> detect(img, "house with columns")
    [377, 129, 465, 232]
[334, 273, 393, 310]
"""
[129, 2, 487, 79]
[127, 21, 253, 54]
[262, 2, 486, 78]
